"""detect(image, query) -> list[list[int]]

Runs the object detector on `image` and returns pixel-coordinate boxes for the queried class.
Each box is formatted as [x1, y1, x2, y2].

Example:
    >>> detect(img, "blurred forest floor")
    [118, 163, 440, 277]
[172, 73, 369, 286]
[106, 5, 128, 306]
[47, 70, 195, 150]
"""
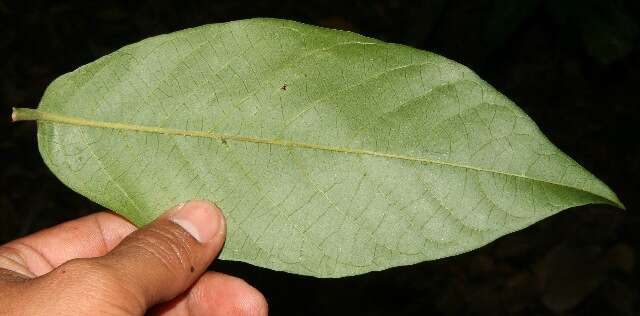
[1, 1, 639, 315]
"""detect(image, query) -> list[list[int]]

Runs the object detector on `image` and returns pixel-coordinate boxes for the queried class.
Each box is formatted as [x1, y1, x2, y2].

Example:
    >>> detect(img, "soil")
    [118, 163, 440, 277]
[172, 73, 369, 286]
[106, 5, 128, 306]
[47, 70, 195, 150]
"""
[1, 1, 638, 315]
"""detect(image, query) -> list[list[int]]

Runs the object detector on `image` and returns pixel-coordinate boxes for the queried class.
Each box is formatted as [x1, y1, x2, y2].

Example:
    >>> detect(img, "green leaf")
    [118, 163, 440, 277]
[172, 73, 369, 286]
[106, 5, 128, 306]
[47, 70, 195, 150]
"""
[12, 18, 623, 277]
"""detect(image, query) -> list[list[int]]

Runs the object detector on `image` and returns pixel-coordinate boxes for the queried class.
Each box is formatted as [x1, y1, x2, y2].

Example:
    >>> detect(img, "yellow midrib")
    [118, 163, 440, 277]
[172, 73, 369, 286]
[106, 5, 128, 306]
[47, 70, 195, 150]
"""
[12, 107, 610, 204]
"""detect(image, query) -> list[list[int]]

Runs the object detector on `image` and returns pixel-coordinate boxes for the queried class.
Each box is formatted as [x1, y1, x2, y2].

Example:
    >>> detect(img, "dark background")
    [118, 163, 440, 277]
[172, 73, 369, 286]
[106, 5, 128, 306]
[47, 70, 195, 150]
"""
[1, 0, 638, 315]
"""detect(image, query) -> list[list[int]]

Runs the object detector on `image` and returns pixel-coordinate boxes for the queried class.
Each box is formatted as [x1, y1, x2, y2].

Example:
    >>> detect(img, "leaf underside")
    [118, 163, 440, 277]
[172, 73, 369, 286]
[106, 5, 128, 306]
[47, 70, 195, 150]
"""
[24, 18, 622, 277]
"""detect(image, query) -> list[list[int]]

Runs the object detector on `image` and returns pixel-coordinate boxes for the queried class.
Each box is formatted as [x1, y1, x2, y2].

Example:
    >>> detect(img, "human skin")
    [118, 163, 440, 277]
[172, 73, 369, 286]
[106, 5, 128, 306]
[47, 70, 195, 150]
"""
[0, 200, 268, 315]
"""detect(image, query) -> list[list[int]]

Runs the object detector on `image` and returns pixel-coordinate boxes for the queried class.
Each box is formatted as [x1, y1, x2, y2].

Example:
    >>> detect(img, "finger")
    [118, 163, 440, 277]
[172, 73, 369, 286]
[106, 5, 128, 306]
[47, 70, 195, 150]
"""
[34, 200, 226, 314]
[101, 200, 225, 312]
[149, 272, 268, 316]
[0, 212, 135, 277]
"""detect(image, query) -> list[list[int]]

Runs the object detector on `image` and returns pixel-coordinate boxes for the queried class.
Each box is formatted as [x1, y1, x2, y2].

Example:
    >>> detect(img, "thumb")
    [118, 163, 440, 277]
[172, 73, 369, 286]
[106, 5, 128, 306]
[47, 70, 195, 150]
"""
[102, 200, 225, 311]
[37, 200, 226, 314]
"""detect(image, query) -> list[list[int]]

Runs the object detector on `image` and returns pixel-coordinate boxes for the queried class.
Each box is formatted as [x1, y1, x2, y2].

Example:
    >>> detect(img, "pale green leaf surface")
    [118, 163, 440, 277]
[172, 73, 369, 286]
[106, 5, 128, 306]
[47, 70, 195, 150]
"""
[18, 18, 622, 277]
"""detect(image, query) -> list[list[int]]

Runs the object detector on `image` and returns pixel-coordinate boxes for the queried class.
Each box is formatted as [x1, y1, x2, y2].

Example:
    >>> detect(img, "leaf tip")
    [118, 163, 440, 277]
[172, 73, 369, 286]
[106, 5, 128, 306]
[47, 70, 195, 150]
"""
[617, 200, 627, 211]
[11, 107, 17, 122]
[607, 194, 626, 210]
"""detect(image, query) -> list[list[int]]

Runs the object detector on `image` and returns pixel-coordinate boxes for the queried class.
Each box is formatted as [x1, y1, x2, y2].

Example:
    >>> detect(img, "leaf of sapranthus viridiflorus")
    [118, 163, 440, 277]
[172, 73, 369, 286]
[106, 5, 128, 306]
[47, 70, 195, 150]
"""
[13, 18, 623, 277]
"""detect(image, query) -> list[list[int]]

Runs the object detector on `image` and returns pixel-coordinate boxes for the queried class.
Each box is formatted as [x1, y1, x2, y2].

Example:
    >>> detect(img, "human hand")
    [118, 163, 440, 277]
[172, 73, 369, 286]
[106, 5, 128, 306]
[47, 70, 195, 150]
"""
[0, 200, 267, 315]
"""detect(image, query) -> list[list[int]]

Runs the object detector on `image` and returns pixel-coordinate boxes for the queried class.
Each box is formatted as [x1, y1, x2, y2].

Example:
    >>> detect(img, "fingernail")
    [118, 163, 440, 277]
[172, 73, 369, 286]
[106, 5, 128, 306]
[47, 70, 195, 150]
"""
[170, 200, 222, 243]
